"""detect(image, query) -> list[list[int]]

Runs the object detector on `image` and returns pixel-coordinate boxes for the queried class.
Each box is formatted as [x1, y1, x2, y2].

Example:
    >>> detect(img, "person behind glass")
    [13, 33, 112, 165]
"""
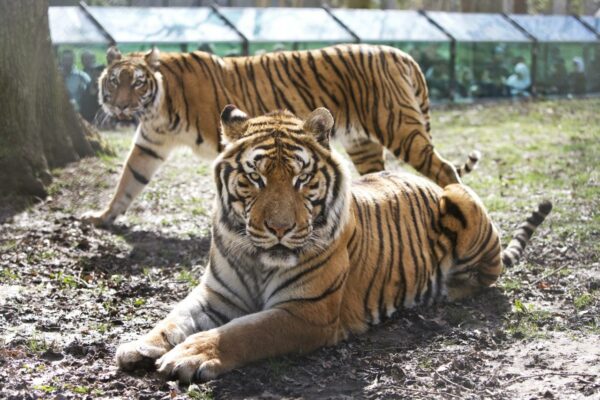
[59, 49, 91, 113]
[80, 51, 105, 123]
[569, 57, 586, 95]
[548, 57, 569, 94]
[479, 46, 510, 97]
[505, 57, 531, 97]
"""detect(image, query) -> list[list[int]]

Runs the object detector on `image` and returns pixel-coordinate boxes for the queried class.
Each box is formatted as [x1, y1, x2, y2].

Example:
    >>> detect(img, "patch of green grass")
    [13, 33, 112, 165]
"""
[187, 386, 214, 400]
[574, 292, 594, 310]
[417, 356, 434, 371]
[191, 205, 208, 217]
[499, 277, 523, 293]
[49, 271, 79, 289]
[0, 267, 19, 282]
[32, 385, 57, 394]
[94, 322, 110, 334]
[505, 299, 554, 339]
[109, 274, 125, 285]
[26, 333, 49, 354]
[133, 298, 146, 307]
[0, 239, 18, 252]
[177, 271, 199, 287]
[197, 164, 211, 176]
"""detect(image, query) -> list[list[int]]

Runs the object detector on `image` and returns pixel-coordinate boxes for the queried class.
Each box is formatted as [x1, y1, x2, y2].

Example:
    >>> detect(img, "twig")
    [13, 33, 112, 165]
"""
[529, 265, 568, 285]
[397, 386, 463, 399]
[502, 371, 598, 387]
[435, 370, 474, 393]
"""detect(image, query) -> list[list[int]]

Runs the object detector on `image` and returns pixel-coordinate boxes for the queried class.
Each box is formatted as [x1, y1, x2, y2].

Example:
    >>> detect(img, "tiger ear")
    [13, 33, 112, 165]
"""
[220, 105, 249, 144]
[303, 107, 333, 148]
[145, 47, 160, 71]
[106, 46, 122, 65]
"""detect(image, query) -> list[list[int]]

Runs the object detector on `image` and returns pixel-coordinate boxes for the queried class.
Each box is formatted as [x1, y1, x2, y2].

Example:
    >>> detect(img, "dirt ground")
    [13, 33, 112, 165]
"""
[1, 100, 599, 399]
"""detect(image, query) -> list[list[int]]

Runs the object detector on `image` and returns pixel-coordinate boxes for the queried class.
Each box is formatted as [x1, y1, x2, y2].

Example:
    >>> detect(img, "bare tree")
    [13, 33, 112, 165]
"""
[0, 0, 97, 198]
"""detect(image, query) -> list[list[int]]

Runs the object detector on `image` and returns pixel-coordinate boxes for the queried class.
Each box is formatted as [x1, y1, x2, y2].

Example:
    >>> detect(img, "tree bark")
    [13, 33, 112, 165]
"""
[0, 0, 95, 198]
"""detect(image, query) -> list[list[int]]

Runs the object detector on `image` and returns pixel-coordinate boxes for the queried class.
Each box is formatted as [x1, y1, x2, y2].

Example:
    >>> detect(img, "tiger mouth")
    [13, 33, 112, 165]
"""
[264, 243, 298, 257]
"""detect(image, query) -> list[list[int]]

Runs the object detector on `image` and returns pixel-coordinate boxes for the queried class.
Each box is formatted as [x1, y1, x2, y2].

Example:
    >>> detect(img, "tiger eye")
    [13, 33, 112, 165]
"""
[249, 172, 261, 182]
[299, 173, 310, 182]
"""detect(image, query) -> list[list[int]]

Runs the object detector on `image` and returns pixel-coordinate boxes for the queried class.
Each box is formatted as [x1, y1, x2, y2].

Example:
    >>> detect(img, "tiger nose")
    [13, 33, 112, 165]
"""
[265, 220, 295, 239]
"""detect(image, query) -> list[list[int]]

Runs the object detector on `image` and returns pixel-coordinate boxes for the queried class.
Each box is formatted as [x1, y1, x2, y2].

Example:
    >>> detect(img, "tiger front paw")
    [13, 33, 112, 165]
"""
[156, 331, 227, 383]
[81, 209, 116, 227]
[115, 340, 168, 371]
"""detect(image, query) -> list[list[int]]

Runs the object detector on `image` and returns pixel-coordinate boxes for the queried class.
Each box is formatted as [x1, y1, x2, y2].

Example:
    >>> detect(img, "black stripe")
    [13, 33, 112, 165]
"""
[443, 198, 467, 229]
[127, 164, 149, 185]
[135, 143, 163, 160]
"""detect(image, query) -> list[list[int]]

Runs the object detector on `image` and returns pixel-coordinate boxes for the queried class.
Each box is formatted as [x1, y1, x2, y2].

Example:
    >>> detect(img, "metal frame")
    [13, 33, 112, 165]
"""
[209, 2, 249, 56]
[78, 1, 116, 46]
[321, 5, 360, 44]
[419, 10, 456, 101]
[502, 13, 538, 95]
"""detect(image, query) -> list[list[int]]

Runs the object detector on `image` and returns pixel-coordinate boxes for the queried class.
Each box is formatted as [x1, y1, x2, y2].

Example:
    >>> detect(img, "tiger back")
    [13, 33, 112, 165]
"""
[85, 44, 471, 226]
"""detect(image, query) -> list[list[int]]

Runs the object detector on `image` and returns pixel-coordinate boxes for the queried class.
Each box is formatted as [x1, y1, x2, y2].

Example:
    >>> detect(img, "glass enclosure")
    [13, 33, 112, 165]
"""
[510, 14, 599, 95]
[48, 6, 109, 45]
[88, 6, 243, 56]
[219, 7, 354, 55]
[332, 9, 451, 100]
[428, 12, 533, 100]
[48, 6, 600, 102]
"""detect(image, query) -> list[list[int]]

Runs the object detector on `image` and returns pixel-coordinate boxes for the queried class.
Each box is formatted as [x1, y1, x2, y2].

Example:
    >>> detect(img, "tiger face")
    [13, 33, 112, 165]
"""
[214, 106, 350, 268]
[98, 47, 162, 120]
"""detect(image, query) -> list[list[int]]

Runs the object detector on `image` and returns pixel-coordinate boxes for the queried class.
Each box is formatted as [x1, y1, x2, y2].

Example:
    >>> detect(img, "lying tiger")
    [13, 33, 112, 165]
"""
[85, 44, 474, 226]
[115, 106, 552, 382]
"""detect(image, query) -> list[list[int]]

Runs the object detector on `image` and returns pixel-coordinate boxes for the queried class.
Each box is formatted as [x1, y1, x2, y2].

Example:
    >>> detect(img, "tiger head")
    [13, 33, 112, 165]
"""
[98, 46, 163, 120]
[214, 106, 351, 268]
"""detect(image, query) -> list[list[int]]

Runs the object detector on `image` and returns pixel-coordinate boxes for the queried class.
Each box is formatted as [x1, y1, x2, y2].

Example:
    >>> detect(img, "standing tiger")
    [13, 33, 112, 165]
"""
[84, 44, 472, 226]
[115, 106, 552, 382]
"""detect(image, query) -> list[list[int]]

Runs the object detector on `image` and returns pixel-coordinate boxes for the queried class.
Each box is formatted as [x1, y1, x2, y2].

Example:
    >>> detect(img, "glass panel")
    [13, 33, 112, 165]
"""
[581, 16, 600, 33]
[509, 15, 598, 42]
[332, 9, 448, 42]
[220, 7, 353, 43]
[88, 7, 241, 43]
[455, 42, 532, 99]
[49, 6, 109, 44]
[427, 12, 531, 42]
[536, 43, 600, 94]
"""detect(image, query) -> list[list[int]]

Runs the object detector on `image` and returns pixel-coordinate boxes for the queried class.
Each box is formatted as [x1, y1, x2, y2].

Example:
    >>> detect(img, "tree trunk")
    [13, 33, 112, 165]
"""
[0, 0, 95, 198]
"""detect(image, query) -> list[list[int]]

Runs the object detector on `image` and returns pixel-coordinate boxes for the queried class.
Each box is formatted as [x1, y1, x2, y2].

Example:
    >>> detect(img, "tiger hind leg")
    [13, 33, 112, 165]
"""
[389, 123, 461, 187]
[437, 184, 503, 301]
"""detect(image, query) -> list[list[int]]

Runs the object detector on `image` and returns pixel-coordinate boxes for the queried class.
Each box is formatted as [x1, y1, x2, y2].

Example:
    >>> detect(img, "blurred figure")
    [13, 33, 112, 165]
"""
[425, 60, 450, 99]
[80, 51, 104, 123]
[479, 46, 510, 97]
[197, 43, 215, 54]
[590, 54, 600, 93]
[59, 49, 90, 112]
[455, 67, 476, 99]
[569, 57, 586, 95]
[548, 57, 569, 94]
[505, 57, 531, 97]
[272, 43, 287, 52]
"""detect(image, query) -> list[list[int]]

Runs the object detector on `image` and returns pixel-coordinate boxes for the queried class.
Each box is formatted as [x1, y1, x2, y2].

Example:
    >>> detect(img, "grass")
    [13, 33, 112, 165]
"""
[506, 298, 555, 339]
[574, 292, 595, 310]
[177, 270, 199, 288]
[433, 100, 599, 228]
